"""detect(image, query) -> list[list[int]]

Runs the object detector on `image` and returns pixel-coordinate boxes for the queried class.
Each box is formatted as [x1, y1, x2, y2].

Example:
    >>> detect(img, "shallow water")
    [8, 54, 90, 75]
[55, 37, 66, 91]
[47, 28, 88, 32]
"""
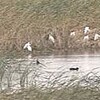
[1, 54, 100, 91]
[37, 54, 100, 72]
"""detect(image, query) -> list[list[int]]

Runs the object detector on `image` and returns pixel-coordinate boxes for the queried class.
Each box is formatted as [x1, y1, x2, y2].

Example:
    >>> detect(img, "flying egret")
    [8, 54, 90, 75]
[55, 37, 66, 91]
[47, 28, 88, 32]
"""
[84, 35, 89, 41]
[23, 42, 32, 51]
[84, 26, 90, 34]
[48, 33, 55, 43]
[94, 33, 100, 40]
[70, 31, 75, 36]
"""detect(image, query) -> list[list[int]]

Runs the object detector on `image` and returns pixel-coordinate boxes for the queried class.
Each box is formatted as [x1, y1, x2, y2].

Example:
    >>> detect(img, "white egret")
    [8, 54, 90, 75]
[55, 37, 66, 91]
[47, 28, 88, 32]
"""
[23, 42, 32, 51]
[84, 35, 89, 41]
[94, 33, 100, 40]
[48, 33, 55, 43]
[84, 26, 90, 34]
[70, 31, 75, 36]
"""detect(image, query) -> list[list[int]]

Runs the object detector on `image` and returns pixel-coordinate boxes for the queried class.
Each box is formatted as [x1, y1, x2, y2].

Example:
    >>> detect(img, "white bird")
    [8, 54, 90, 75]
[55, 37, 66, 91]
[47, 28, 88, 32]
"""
[48, 33, 55, 43]
[84, 35, 89, 41]
[23, 42, 32, 51]
[70, 31, 75, 36]
[94, 33, 100, 40]
[28, 54, 32, 59]
[84, 26, 90, 34]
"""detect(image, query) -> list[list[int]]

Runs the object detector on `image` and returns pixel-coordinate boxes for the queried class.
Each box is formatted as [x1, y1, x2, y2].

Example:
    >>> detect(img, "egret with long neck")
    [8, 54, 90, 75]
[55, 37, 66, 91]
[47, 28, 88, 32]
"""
[23, 42, 32, 52]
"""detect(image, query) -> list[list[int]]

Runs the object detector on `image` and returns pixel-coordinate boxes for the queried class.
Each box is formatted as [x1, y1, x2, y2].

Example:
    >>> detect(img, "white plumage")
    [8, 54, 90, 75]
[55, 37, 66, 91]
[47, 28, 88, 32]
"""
[84, 35, 89, 41]
[70, 32, 75, 36]
[49, 34, 55, 43]
[23, 42, 32, 51]
[84, 27, 90, 34]
[94, 33, 100, 40]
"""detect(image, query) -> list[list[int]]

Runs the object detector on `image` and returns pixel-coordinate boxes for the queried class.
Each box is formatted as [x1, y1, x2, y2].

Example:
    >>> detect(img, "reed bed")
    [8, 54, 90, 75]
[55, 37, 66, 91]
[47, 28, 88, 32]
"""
[0, 0, 100, 54]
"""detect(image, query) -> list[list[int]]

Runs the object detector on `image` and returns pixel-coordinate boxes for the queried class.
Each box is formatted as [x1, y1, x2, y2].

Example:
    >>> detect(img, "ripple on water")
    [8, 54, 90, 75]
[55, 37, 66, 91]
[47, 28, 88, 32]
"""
[1, 54, 100, 91]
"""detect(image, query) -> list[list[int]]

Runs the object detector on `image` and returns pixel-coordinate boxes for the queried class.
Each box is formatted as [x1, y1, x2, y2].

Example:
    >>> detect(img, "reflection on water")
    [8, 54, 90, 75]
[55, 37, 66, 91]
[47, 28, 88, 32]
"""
[1, 54, 100, 92]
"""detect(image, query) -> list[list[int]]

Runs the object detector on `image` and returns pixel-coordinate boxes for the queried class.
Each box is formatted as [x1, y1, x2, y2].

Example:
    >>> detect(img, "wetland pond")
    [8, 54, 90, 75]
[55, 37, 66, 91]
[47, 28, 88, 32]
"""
[1, 54, 100, 92]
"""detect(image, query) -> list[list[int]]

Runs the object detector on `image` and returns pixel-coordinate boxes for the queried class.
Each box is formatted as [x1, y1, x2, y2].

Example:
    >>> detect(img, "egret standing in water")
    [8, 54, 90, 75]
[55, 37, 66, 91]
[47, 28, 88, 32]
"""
[84, 26, 90, 34]
[23, 42, 32, 52]
[23, 42, 32, 65]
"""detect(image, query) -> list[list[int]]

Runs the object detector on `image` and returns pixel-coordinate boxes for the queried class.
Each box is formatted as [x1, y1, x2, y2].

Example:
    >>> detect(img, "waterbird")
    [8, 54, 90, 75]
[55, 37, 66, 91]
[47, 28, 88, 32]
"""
[36, 59, 41, 65]
[83, 35, 89, 41]
[48, 33, 55, 43]
[69, 67, 79, 71]
[23, 42, 32, 52]
[84, 26, 90, 34]
[94, 33, 100, 40]
[70, 31, 75, 36]
[35, 59, 47, 68]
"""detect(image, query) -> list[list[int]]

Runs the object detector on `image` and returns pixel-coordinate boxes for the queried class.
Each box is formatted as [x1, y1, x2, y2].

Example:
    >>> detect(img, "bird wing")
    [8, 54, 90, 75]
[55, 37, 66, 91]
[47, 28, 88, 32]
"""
[27, 45, 32, 51]
[23, 43, 28, 49]
[84, 36, 89, 40]
[49, 35, 55, 43]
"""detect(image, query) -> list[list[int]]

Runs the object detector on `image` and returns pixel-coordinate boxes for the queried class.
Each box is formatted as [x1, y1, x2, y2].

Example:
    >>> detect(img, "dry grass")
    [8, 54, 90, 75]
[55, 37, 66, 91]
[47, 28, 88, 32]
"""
[1, 86, 100, 100]
[0, 0, 100, 54]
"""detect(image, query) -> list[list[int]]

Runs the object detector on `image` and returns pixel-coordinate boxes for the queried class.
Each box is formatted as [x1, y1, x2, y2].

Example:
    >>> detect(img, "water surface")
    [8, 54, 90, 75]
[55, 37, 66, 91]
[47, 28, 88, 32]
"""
[1, 54, 100, 91]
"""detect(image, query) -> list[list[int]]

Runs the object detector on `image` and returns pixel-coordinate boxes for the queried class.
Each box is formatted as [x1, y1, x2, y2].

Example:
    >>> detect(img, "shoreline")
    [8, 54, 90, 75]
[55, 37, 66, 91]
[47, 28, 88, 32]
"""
[1, 48, 100, 59]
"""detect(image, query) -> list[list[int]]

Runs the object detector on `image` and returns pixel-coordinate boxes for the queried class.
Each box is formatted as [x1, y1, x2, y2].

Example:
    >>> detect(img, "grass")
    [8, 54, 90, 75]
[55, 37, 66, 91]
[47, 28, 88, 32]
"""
[0, 0, 100, 54]
[0, 86, 100, 100]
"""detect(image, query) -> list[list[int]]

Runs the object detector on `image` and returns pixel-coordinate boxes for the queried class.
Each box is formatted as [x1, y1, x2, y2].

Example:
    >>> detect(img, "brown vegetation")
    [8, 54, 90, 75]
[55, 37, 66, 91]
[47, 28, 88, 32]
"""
[0, 0, 100, 55]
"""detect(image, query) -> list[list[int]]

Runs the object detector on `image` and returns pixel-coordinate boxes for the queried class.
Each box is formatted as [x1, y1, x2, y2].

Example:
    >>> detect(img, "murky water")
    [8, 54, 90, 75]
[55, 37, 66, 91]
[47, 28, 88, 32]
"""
[1, 54, 100, 91]
[40, 54, 100, 72]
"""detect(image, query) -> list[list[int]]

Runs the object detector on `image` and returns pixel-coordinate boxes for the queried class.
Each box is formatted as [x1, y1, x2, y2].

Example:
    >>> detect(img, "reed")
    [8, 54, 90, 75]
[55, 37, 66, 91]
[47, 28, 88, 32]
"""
[0, 0, 100, 53]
